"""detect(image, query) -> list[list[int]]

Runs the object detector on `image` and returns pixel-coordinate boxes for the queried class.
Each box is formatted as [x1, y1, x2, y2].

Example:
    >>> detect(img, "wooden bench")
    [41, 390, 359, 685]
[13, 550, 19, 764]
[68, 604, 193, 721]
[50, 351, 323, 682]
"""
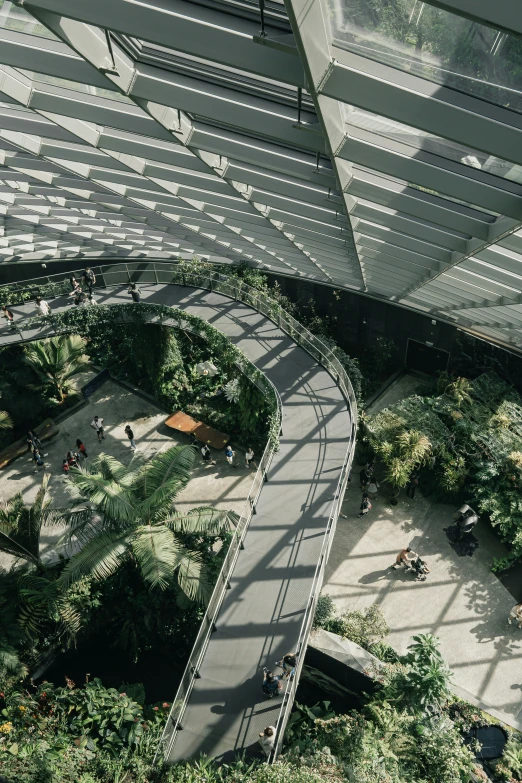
[0, 418, 59, 469]
[165, 411, 229, 449]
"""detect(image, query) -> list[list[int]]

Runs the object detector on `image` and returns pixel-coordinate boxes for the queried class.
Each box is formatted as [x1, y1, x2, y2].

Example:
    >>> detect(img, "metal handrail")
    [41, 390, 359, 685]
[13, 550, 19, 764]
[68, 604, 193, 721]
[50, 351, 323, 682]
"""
[0, 261, 358, 762]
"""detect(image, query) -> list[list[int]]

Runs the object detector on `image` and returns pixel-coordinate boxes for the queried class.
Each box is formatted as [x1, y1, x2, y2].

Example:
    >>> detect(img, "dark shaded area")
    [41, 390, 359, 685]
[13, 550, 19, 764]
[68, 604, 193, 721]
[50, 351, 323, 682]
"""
[444, 524, 480, 557]
[304, 645, 376, 701]
[35, 640, 185, 705]
[498, 561, 522, 603]
[465, 725, 508, 760]
[406, 339, 449, 375]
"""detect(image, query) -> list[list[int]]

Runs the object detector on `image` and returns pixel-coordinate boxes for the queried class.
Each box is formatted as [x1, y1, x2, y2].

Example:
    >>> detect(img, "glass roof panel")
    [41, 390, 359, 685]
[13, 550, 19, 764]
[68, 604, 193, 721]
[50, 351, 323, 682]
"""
[344, 105, 522, 183]
[327, 0, 522, 114]
[0, 0, 58, 40]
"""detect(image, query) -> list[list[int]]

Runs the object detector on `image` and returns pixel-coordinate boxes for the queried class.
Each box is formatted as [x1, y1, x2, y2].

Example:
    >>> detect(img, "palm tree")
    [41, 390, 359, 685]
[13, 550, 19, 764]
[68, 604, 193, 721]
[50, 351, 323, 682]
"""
[24, 334, 89, 402]
[396, 430, 431, 464]
[0, 475, 58, 568]
[59, 445, 235, 604]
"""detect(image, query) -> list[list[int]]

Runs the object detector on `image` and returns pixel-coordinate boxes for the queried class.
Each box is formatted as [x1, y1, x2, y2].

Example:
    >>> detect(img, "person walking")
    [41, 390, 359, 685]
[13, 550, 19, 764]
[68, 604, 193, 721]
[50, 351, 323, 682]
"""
[27, 430, 39, 452]
[128, 283, 141, 303]
[367, 476, 380, 501]
[81, 267, 96, 295]
[261, 668, 282, 698]
[69, 277, 82, 297]
[275, 652, 297, 679]
[32, 447, 45, 473]
[245, 446, 256, 469]
[76, 439, 88, 462]
[392, 547, 416, 570]
[201, 444, 215, 465]
[2, 305, 15, 329]
[225, 444, 236, 468]
[90, 415, 105, 442]
[124, 425, 136, 451]
[35, 296, 51, 317]
[358, 492, 372, 518]
[359, 467, 369, 490]
[258, 726, 276, 757]
[406, 473, 419, 499]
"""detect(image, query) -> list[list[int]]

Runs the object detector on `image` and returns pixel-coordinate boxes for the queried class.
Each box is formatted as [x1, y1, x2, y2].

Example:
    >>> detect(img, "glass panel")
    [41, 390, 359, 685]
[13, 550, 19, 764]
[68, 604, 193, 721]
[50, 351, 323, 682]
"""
[0, 0, 57, 39]
[345, 105, 522, 185]
[19, 71, 131, 103]
[327, 0, 522, 114]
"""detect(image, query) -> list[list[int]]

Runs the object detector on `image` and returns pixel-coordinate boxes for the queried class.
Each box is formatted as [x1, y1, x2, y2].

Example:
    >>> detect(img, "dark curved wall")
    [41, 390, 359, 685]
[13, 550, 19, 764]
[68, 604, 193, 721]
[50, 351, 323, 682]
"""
[264, 273, 522, 392]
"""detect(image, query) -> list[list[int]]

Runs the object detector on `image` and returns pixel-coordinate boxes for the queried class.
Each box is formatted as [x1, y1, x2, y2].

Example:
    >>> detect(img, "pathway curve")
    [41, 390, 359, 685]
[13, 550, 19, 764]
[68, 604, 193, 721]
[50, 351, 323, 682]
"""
[1, 283, 354, 761]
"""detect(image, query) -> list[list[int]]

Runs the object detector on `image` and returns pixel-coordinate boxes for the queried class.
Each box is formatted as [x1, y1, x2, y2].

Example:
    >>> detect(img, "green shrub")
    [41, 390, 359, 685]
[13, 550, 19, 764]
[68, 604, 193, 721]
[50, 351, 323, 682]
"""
[314, 601, 389, 650]
[313, 594, 335, 628]
[376, 634, 452, 712]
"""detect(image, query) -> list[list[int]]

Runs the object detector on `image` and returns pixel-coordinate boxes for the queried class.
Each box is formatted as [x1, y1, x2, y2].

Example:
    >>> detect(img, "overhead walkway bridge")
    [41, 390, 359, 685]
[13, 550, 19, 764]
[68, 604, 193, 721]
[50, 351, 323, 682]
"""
[0, 262, 357, 762]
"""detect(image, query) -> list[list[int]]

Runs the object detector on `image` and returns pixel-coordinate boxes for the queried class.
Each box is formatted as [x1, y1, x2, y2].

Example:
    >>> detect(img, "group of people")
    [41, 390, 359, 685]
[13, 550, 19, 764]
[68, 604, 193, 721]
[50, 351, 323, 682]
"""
[196, 440, 256, 470]
[257, 653, 297, 755]
[69, 269, 98, 307]
[62, 440, 88, 473]
[2, 268, 149, 332]
[26, 430, 47, 473]
[29, 414, 137, 477]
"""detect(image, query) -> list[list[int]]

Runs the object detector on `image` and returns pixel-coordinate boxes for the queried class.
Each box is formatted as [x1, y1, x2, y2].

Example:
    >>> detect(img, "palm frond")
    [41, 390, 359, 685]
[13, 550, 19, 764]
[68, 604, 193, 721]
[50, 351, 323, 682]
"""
[18, 576, 59, 637]
[131, 525, 184, 590]
[58, 530, 130, 588]
[89, 453, 131, 484]
[134, 445, 194, 511]
[55, 507, 104, 548]
[32, 473, 51, 517]
[23, 335, 89, 400]
[65, 470, 136, 524]
[176, 549, 211, 604]
[0, 642, 27, 678]
[164, 507, 236, 535]
[0, 526, 39, 564]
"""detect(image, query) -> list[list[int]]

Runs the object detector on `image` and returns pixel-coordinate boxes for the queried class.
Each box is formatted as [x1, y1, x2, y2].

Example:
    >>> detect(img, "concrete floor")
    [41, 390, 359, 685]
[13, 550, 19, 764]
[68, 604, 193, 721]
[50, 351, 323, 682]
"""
[326, 461, 522, 728]
[0, 377, 253, 567]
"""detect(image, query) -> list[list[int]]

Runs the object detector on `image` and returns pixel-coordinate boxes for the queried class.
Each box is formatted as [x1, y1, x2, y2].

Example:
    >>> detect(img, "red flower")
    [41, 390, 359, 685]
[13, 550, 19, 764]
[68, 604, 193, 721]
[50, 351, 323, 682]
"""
[162, 702, 169, 708]
[153, 706, 159, 711]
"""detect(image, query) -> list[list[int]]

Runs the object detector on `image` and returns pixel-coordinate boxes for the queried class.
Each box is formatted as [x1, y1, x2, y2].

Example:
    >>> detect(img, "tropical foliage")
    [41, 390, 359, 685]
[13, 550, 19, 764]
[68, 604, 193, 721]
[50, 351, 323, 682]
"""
[0, 474, 58, 567]
[366, 371, 522, 558]
[23, 334, 89, 402]
[314, 596, 389, 649]
[59, 446, 234, 602]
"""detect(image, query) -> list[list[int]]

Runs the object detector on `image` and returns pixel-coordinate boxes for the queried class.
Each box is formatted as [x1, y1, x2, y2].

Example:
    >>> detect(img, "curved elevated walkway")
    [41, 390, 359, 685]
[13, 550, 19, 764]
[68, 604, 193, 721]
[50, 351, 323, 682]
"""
[0, 283, 354, 761]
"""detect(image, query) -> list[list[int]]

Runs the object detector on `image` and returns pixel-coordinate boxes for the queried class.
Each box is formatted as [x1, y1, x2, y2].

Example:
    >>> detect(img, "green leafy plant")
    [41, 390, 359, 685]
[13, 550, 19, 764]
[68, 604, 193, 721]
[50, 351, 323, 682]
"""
[58, 446, 236, 603]
[0, 474, 58, 568]
[314, 598, 389, 650]
[23, 334, 90, 402]
[377, 634, 452, 712]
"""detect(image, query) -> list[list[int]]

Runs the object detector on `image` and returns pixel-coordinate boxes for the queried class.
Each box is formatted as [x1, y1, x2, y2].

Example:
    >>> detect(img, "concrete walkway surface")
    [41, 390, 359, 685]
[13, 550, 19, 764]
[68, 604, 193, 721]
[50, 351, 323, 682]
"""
[326, 459, 522, 728]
